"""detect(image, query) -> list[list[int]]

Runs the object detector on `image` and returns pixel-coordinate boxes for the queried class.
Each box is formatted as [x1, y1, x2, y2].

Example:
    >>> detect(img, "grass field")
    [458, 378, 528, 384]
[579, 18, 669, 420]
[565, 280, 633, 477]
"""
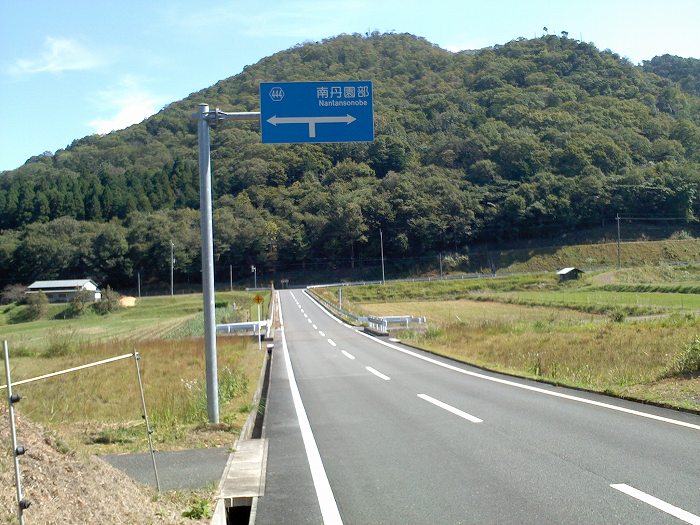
[314, 267, 700, 411]
[0, 290, 271, 454]
[0, 290, 270, 352]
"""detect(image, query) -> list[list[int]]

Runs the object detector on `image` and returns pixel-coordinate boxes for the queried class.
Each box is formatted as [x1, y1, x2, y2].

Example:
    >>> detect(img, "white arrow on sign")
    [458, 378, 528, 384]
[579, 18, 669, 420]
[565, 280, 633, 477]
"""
[267, 114, 356, 138]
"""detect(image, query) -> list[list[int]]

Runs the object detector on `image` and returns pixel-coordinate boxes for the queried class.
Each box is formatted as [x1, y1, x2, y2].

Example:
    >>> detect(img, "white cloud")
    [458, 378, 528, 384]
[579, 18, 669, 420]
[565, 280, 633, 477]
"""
[87, 76, 166, 134]
[10, 37, 103, 75]
[163, 0, 369, 39]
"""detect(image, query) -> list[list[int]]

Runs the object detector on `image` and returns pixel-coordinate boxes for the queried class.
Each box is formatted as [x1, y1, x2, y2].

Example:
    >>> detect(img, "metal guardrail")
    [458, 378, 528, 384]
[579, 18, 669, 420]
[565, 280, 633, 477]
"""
[367, 315, 427, 334]
[216, 320, 269, 335]
[307, 289, 427, 334]
[306, 290, 367, 324]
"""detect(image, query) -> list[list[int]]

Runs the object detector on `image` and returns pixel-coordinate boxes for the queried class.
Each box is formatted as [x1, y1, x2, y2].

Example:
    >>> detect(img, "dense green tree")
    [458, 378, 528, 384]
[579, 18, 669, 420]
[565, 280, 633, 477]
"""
[2, 32, 700, 282]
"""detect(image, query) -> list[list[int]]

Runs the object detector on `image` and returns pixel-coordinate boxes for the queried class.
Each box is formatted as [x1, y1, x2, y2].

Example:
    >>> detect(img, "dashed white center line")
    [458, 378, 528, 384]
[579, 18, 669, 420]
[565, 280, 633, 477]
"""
[417, 394, 483, 423]
[365, 366, 391, 381]
[304, 313, 308, 318]
[319, 331, 325, 337]
[327, 339, 337, 347]
[312, 324, 317, 330]
[610, 484, 700, 524]
[341, 350, 356, 360]
[307, 318, 312, 324]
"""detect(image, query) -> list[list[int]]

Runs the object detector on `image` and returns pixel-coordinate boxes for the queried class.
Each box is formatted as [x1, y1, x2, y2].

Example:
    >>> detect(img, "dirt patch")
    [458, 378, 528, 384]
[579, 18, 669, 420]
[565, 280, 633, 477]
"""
[0, 405, 206, 524]
[119, 296, 137, 307]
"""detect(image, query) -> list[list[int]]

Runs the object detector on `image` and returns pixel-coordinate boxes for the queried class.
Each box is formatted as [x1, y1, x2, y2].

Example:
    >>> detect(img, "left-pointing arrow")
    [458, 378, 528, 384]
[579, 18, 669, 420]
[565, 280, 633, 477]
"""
[267, 114, 356, 137]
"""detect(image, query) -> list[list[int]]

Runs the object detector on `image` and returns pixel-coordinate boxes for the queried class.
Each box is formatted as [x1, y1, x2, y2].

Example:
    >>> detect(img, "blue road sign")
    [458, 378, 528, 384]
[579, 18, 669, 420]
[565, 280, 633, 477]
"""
[260, 81, 374, 144]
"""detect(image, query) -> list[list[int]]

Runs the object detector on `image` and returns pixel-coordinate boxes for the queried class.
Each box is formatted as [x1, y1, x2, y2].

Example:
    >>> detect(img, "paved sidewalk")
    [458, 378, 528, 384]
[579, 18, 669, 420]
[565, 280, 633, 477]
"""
[102, 448, 230, 491]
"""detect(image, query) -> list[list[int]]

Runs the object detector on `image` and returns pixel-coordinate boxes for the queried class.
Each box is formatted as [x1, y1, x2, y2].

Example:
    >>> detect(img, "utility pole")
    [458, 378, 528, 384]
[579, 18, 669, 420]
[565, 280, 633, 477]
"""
[170, 240, 174, 296]
[137, 272, 141, 298]
[251, 265, 257, 289]
[616, 213, 621, 270]
[380, 228, 385, 285]
[229, 265, 233, 292]
[439, 252, 443, 279]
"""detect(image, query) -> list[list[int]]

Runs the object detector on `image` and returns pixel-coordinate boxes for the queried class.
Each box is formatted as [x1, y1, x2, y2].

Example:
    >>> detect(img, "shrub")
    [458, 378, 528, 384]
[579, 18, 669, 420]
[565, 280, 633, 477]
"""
[1, 284, 27, 305]
[665, 335, 700, 377]
[442, 252, 470, 272]
[26, 291, 48, 319]
[68, 290, 94, 317]
[93, 286, 121, 315]
[608, 309, 625, 323]
[182, 499, 212, 519]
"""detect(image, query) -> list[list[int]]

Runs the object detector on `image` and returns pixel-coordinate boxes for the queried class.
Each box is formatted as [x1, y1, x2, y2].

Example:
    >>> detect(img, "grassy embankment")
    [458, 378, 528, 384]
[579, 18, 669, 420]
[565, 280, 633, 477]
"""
[314, 267, 700, 411]
[0, 290, 270, 454]
[490, 237, 700, 274]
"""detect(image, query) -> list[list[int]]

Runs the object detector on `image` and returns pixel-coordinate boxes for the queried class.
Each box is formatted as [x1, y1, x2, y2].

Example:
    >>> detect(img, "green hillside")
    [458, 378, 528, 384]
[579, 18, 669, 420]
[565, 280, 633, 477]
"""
[2, 33, 700, 287]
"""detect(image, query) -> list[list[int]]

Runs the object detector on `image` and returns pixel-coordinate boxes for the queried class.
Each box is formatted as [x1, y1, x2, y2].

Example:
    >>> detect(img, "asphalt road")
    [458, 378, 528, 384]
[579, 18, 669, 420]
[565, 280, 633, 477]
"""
[255, 289, 700, 524]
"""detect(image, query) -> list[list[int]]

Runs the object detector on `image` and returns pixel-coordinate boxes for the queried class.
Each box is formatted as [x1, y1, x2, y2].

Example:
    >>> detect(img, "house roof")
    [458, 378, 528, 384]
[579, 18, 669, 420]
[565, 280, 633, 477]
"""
[556, 267, 583, 275]
[27, 279, 98, 290]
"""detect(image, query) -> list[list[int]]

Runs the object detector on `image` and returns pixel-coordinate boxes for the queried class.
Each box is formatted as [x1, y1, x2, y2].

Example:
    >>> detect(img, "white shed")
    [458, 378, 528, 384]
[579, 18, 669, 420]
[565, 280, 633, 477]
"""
[27, 279, 102, 303]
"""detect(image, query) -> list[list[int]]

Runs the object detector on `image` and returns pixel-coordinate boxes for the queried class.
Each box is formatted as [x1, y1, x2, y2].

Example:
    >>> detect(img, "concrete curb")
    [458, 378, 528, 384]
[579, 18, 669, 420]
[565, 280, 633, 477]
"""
[211, 292, 277, 525]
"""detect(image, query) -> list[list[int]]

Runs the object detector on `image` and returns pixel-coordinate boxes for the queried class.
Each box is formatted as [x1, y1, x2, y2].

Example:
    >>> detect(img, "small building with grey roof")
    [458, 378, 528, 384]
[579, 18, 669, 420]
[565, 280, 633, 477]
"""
[556, 267, 584, 282]
[26, 279, 102, 303]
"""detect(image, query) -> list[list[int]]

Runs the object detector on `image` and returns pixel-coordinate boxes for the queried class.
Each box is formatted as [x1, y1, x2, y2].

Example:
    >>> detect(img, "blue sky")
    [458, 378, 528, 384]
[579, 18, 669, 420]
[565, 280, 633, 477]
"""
[2, 0, 699, 171]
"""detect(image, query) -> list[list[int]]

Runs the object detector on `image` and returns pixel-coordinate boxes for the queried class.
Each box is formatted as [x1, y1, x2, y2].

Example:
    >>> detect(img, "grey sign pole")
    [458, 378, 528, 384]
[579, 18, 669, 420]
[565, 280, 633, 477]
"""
[196, 104, 260, 424]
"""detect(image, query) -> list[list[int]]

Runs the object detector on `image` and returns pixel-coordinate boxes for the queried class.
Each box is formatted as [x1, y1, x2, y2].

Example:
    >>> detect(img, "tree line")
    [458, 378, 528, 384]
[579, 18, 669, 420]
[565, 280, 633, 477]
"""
[2, 33, 700, 287]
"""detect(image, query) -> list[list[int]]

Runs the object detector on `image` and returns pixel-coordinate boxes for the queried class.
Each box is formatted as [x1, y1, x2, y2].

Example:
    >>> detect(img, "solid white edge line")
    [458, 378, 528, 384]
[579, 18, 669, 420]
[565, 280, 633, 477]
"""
[303, 289, 700, 432]
[341, 350, 356, 360]
[279, 295, 343, 525]
[356, 331, 700, 432]
[610, 484, 700, 525]
[418, 393, 483, 423]
[365, 366, 391, 381]
[303, 290, 353, 328]
[327, 338, 337, 347]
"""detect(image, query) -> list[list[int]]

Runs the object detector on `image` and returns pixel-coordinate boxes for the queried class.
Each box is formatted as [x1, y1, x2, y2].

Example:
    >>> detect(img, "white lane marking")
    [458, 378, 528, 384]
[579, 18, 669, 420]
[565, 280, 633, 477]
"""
[308, 318, 312, 324]
[304, 313, 308, 317]
[611, 484, 700, 524]
[389, 338, 400, 342]
[313, 324, 318, 330]
[417, 393, 483, 423]
[365, 366, 391, 381]
[304, 288, 700, 431]
[341, 350, 356, 360]
[280, 298, 343, 525]
[353, 331, 700, 432]
[327, 339, 337, 347]
[303, 290, 353, 328]
[319, 331, 326, 337]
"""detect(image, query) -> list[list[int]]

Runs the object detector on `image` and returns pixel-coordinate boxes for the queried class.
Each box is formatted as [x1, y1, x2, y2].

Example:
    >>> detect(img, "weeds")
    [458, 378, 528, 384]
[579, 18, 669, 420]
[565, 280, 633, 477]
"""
[181, 498, 213, 519]
[664, 336, 700, 377]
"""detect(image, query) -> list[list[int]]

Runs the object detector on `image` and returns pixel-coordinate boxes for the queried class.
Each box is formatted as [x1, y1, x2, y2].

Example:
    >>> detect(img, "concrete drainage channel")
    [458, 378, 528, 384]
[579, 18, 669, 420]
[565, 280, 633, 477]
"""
[212, 337, 273, 525]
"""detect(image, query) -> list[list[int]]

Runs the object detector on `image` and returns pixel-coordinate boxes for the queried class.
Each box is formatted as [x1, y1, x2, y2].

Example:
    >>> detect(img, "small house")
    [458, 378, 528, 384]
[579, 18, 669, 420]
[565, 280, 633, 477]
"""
[556, 267, 584, 282]
[26, 279, 102, 303]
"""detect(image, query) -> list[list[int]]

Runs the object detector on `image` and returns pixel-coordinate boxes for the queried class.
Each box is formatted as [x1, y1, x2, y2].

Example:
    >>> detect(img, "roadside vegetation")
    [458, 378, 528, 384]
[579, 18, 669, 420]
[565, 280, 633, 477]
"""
[313, 266, 700, 411]
[0, 290, 270, 454]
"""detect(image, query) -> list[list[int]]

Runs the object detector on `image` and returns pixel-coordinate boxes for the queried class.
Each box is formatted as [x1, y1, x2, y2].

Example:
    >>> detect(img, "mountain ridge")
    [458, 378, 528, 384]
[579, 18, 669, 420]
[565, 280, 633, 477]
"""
[2, 32, 700, 286]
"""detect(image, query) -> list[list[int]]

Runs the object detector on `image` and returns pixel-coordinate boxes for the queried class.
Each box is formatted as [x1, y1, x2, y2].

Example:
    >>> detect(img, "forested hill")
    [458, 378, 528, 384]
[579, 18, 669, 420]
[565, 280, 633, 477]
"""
[642, 54, 700, 97]
[2, 33, 700, 286]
